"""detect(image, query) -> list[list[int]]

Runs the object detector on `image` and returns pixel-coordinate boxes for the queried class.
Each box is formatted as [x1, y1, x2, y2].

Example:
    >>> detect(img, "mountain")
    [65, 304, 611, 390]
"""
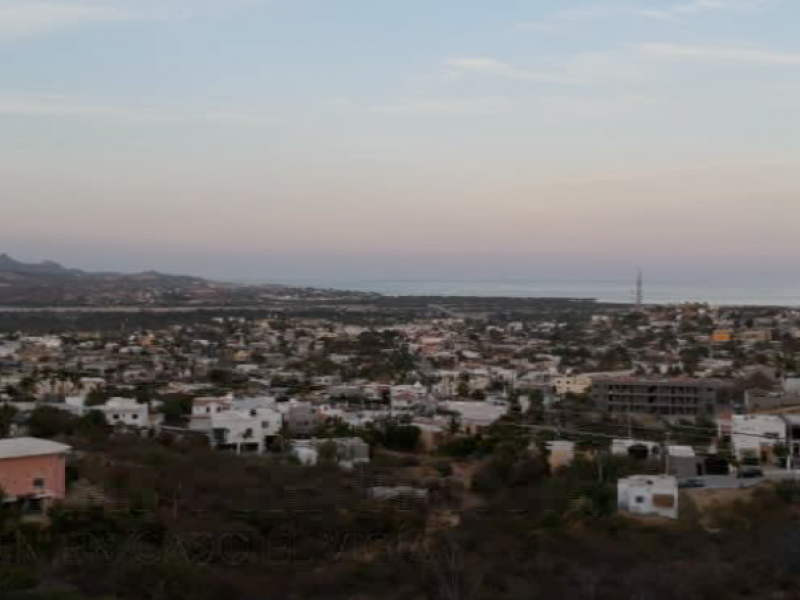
[0, 253, 85, 277]
[0, 253, 373, 307]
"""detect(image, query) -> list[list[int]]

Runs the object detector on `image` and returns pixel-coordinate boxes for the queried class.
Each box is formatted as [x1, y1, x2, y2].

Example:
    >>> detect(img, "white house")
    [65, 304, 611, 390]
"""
[553, 374, 592, 396]
[617, 475, 679, 520]
[547, 440, 576, 470]
[289, 438, 370, 469]
[191, 395, 234, 419]
[209, 406, 283, 454]
[98, 398, 154, 429]
[730, 415, 787, 463]
[442, 401, 507, 435]
[611, 438, 661, 458]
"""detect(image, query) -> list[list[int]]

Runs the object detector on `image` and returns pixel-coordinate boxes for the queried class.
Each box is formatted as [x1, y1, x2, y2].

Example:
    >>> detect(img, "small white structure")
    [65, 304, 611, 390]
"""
[611, 439, 661, 458]
[209, 407, 283, 454]
[442, 401, 507, 435]
[98, 398, 151, 428]
[289, 438, 370, 469]
[731, 415, 786, 462]
[191, 395, 234, 418]
[547, 440, 576, 470]
[553, 375, 592, 396]
[618, 475, 679, 520]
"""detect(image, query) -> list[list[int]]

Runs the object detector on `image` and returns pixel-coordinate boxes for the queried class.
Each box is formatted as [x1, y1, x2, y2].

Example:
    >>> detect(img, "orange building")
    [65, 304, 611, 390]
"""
[0, 437, 71, 511]
[711, 329, 734, 344]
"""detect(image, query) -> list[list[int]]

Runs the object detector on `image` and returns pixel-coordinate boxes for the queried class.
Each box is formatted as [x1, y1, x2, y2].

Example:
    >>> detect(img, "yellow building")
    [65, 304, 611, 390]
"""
[711, 329, 734, 344]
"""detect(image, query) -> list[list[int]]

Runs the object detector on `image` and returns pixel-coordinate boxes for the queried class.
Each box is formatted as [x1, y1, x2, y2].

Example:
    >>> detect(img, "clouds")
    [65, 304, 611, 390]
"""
[0, 0, 265, 42]
[0, 92, 278, 124]
[0, 1, 133, 41]
[639, 43, 800, 65]
[369, 96, 511, 116]
[517, 0, 772, 30]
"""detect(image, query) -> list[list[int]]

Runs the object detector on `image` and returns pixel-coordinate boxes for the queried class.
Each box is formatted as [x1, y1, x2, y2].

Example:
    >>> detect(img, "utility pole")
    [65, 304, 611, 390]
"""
[597, 450, 604, 482]
[664, 431, 671, 476]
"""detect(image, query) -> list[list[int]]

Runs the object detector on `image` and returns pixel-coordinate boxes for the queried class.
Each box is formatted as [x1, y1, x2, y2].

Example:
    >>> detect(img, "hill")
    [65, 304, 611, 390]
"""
[0, 253, 371, 307]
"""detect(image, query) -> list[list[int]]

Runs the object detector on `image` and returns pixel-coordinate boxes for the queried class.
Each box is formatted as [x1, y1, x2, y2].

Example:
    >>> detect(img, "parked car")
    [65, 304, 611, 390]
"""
[679, 478, 705, 489]
[737, 468, 763, 479]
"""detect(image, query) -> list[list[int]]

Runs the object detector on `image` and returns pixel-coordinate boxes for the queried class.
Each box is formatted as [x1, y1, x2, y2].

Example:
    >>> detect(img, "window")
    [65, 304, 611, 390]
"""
[132, 413, 139, 420]
[635, 496, 645, 504]
[33, 478, 45, 489]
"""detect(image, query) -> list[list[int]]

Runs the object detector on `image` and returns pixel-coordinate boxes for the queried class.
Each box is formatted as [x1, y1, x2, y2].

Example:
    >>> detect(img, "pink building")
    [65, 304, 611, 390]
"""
[0, 437, 71, 510]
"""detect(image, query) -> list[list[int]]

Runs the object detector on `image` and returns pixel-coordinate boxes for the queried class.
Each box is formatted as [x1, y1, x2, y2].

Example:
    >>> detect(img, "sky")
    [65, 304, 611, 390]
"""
[2, 0, 800, 285]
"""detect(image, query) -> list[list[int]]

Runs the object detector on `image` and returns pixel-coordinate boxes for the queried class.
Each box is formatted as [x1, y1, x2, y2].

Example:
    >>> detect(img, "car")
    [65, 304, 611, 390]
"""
[679, 478, 705, 489]
[737, 468, 763, 479]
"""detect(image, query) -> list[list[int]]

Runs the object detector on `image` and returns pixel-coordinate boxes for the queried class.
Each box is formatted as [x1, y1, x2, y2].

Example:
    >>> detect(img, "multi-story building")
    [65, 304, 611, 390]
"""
[592, 377, 734, 417]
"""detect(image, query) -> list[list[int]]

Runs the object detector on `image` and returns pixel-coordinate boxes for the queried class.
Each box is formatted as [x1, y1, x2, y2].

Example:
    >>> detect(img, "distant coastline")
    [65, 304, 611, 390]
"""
[267, 278, 800, 307]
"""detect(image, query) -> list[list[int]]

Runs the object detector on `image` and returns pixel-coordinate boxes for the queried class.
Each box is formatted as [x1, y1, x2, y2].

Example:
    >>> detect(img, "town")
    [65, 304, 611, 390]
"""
[2, 294, 800, 599]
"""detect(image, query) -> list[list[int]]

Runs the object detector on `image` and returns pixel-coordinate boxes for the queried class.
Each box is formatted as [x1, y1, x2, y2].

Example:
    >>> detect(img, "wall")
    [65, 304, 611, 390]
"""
[0, 454, 66, 500]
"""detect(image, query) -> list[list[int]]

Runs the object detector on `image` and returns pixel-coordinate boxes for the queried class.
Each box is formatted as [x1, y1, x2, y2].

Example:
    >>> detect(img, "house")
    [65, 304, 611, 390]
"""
[191, 395, 234, 419]
[0, 437, 71, 511]
[289, 438, 370, 469]
[667, 445, 704, 478]
[98, 397, 157, 429]
[547, 440, 576, 470]
[208, 406, 283, 454]
[284, 402, 321, 437]
[611, 438, 661, 459]
[553, 374, 592, 397]
[617, 475, 679, 520]
[412, 418, 448, 451]
[442, 401, 507, 435]
[730, 415, 786, 463]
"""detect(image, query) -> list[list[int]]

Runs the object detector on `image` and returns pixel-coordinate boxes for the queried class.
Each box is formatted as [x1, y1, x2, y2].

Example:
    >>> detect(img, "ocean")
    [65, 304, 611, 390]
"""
[283, 278, 800, 307]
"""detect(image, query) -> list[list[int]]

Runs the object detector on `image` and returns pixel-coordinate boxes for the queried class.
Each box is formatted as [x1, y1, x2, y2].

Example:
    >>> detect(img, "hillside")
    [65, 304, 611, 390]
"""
[0, 253, 371, 307]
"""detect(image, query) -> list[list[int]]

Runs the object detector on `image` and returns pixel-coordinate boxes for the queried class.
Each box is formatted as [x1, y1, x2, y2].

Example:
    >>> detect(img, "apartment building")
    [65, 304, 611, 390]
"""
[592, 377, 735, 417]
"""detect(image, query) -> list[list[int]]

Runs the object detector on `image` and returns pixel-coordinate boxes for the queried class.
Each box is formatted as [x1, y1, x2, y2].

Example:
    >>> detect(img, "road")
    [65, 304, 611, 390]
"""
[681, 469, 800, 490]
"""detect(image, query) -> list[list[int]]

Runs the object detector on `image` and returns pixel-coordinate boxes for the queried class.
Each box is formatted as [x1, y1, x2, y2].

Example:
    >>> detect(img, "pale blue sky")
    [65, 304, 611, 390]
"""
[2, 0, 800, 283]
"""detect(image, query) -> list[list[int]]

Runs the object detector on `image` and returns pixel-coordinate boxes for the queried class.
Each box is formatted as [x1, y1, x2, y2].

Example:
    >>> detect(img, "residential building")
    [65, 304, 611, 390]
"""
[730, 415, 786, 462]
[617, 475, 679, 520]
[0, 437, 71, 511]
[289, 438, 369, 469]
[547, 440, 576, 470]
[442, 401, 507, 435]
[98, 397, 154, 429]
[611, 438, 661, 459]
[553, 374, 592, 396]
[592, 377, 734, 417]
[208, 406, 283, 454]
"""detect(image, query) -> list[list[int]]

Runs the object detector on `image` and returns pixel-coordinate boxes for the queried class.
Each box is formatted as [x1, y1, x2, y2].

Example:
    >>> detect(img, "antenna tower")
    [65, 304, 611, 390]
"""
[635, 269, 643, 309]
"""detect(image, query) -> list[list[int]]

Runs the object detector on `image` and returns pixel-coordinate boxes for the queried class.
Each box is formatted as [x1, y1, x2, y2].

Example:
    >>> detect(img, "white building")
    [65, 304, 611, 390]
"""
[730, 415, 786, 462]
[98, 398, 154, 429]
[547, 440, 576, 470]
[209, 407, 283, 454]
[617, 475, 679, 520]
[553, 374, 592, 396]
[191, 395, 234, 418]
[289, 438, 370, 469]
[442, 401, 507, 435]
[611, 438, 661, 458]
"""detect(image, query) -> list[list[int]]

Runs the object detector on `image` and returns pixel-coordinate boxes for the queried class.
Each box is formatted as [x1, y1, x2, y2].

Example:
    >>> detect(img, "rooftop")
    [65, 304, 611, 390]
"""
[0, 437, 71, 460]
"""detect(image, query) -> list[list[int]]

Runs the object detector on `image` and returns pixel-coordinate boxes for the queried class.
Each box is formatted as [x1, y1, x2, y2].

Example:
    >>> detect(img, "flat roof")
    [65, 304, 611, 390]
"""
[0, 437, 71, 460]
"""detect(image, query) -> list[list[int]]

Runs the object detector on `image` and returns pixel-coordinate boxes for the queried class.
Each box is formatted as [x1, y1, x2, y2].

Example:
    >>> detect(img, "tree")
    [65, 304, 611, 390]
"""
[318, 440, 338, 465]
[27, 406, 75, 439]
[0, 404, 18, 437]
